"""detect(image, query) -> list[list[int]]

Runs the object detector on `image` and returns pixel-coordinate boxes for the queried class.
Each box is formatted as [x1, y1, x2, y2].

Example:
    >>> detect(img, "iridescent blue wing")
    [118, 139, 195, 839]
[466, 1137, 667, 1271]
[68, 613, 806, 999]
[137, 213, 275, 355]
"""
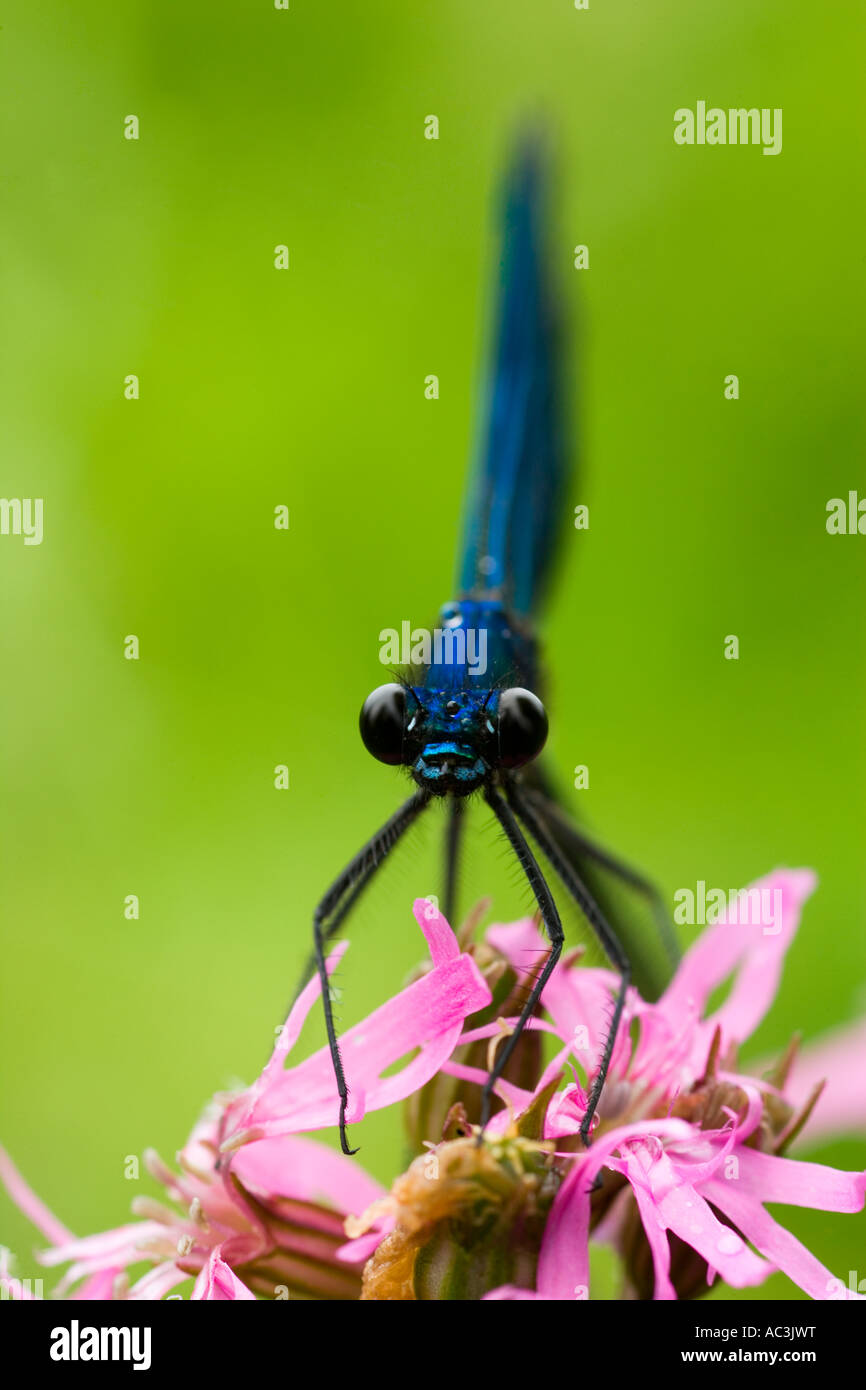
[457, 140, 567, 618]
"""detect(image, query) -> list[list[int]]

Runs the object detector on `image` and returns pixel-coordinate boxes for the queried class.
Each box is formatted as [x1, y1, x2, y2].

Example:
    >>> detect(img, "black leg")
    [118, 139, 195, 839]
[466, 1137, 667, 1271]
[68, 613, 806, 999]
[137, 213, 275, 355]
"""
[481, 785, 564, 1132]
[293, 790, 432, 1002]
[506, 779, 631, 1145]
[444, 797, 465, 923]
[527, 767, 680, 972]
[293, 874, 370, 1002]
[310, 788, 431, 1154]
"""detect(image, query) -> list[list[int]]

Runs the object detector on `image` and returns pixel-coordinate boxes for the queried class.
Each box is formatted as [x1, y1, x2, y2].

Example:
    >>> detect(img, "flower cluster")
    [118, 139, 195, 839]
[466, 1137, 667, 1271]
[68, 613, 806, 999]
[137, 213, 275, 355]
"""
[2, 871, 864, 1300]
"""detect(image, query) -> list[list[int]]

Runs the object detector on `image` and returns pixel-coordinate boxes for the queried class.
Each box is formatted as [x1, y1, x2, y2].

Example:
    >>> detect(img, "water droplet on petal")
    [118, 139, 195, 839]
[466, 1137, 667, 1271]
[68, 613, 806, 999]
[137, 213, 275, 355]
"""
[717, 1232, 744, 1256]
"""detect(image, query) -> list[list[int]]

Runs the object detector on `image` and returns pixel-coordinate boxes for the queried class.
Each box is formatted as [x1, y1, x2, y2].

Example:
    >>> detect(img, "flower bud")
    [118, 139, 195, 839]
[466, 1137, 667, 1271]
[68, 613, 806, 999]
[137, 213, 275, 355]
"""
[353, 1123, 560, 1301]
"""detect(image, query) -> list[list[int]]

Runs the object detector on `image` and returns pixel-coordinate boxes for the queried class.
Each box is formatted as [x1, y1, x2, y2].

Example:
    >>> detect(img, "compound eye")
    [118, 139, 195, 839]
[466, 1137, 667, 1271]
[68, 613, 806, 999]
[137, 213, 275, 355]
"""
[497, 688, 548, 768]
[359, 684, 407, 765]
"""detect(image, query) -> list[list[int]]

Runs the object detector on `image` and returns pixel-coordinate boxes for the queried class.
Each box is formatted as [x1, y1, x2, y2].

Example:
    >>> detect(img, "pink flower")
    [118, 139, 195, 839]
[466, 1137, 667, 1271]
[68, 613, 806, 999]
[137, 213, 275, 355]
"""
[1, 901, 491, 1299]
[5, 878, 863, 1302]
[437, 869, 866, 1301]
[784, 1018, 866, 1143]
[1, 1104, 386, 1301]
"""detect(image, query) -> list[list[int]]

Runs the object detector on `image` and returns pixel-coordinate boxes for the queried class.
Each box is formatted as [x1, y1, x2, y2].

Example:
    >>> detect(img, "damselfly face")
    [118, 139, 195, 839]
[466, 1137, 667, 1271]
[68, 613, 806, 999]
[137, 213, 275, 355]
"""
[359, 681, 548, 796]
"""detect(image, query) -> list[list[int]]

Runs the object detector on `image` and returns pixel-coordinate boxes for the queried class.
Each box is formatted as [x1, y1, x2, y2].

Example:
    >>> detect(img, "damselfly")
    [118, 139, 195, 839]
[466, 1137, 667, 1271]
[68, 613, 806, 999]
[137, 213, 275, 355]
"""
[305, 142, 679, 1155]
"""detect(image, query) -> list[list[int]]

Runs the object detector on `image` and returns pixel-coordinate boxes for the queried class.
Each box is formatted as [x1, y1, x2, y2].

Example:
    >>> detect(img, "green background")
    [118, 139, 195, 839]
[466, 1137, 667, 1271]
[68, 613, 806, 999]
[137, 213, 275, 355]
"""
[1, 0, 863, 1300]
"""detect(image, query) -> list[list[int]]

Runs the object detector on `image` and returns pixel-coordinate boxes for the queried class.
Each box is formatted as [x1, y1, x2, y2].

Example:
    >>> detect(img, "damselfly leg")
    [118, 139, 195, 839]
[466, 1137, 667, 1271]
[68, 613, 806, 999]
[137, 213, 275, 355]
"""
[480, 786, 564, 1132]
[307, 789, 431, 1154]
[504, 779, 632, 1145]
[444, 797, 466, 923]
[523, 765, 680, 978]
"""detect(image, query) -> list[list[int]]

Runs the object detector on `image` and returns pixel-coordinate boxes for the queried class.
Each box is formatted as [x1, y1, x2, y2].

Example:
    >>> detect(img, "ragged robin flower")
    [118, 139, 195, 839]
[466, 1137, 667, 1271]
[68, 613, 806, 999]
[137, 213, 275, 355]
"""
[424, 869, 866, 1300]
[2, 874, 864, 1301]
[0, 900, 490, 1299]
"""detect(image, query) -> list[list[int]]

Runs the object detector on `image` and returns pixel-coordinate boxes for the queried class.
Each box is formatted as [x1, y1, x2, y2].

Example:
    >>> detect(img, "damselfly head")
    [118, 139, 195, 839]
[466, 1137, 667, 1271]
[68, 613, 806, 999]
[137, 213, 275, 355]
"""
[358, 681, 548, 795]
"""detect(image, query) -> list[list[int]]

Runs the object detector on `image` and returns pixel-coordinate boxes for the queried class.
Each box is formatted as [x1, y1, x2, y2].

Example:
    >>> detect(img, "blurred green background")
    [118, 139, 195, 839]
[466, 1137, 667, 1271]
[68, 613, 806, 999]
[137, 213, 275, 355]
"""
[1, 0, 864, 1300]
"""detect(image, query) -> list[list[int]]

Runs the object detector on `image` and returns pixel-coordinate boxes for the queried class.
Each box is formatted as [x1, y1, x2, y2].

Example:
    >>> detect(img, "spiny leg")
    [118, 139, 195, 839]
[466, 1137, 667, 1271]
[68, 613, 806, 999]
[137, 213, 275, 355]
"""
[311, 789, 431, 1154]
[293, 788, 433, 1002]
[443, 796, 465, 924]
[293, 874, 369, 1003]
[481, 785, 564, 1132]
[526, 767, 679, 973]
[506, 779, 631, 1145]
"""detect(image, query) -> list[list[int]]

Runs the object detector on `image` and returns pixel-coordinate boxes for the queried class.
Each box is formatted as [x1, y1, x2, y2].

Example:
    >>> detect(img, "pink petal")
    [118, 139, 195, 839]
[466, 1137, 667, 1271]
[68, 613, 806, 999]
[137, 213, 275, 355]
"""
[704, 1177, 866, 1301]
[629, 994, 700, 1087]
[543, 1084, 589, 1140]
[627, 1178, 676, 1300]
[265, 942, 350, 1078]
[336, 1223, 393, 1265]
[37, 1221, 168, 1270]
[485, 917, 548, 973]
[0, 1144, 75, 1247]
[535, 1161, 592, 1300]
[662, 869, 816, 1048]
[721, 1148, 866, 1212]
[662, 1082, 763, 1188]
[127, 1262, 191, 1300]
[439, 1016, 566, 1126]
[785, 1018, 866, 1142]
[438, 1059, 533, 1115]
[412, 897, 460, 964]
[225, 943, 350, 1137]
[228, 953, 490, 1143]
[535, 1119, 699, 1300]
[636, 1150, 768, 1288]
[71, 1267, 126, 1300]
[192, 1247, 256, 1301]
[456, 1017, 560, 1046]
[230, 1135, 386, 1217]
